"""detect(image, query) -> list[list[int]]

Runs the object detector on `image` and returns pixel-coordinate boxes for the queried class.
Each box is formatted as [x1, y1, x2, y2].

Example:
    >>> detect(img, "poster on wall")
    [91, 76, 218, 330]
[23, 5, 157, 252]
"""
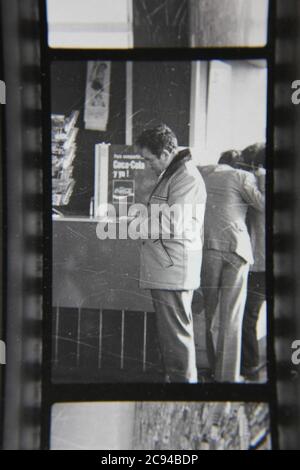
[84, 61, 111, 131]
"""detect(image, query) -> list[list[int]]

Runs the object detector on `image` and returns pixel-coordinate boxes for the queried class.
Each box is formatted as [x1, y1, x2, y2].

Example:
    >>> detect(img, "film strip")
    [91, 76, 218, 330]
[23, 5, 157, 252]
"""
[273, 0, 300, 450]
[0, 0, 300, 450]
[0, 0, 43, 450]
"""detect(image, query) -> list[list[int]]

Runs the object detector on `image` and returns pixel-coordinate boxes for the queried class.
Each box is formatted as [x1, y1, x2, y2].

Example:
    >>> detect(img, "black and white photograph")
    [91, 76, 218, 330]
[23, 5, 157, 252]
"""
[46, 0, 269, 49]
[50, 401, 271, 450]
[52, 59, 267, 385]
[7, 0, 300, 452]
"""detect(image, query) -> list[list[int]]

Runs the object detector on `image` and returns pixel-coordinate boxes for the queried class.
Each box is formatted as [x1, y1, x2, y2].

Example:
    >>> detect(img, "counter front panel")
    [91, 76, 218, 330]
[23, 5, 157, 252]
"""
[53, 219, 154, 312]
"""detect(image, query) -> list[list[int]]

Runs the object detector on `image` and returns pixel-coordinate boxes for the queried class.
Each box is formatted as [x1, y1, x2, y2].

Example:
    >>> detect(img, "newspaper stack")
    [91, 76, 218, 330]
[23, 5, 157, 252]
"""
[51, 110, 79, 206]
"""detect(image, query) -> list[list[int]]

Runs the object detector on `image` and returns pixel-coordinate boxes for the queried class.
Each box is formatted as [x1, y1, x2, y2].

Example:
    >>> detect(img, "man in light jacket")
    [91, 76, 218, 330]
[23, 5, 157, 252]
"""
[136, 124, 207, 383]
[199, 151, 265, 383]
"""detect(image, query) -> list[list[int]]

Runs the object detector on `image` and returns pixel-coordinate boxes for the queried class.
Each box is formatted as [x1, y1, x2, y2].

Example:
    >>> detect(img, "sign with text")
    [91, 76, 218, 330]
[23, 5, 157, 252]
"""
[94, 144, 157, 217]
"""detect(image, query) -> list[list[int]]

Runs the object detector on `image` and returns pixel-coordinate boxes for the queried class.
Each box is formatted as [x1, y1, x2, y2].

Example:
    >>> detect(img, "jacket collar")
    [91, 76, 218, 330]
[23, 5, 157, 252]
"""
[161, 148, 192, 182]
[148, 149, 192, 200]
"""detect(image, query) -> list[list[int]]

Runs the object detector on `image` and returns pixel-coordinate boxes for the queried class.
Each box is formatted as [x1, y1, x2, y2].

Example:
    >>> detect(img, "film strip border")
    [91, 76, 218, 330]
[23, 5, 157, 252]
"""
[0, 2, 5, 449]
[0, 0, 43, 450]
[274, 0, 300, 450]
[1, 0, 278, 450]
[1, 0, 299, 450]
[40, 0, 279, 451]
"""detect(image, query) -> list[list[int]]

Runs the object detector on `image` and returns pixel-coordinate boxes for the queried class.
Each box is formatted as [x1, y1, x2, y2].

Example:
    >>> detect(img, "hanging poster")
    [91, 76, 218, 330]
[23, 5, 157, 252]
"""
[84, 61, 111, 131]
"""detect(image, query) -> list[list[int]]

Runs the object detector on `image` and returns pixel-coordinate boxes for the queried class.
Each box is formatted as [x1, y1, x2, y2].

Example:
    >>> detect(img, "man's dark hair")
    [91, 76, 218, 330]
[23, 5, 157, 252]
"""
[242, 143, 266, 170]
[135, 124, 178, 157]
[218, 149, 241, 167]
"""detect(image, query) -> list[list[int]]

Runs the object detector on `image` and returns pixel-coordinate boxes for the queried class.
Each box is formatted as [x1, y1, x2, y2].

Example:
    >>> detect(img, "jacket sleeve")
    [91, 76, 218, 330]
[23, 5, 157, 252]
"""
[239, 171, 265, 212]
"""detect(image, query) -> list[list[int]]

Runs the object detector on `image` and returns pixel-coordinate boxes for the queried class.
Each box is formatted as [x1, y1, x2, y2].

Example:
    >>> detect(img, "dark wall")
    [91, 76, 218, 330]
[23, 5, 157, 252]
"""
[133, 0, 189, 47]
[51, 61, 126, 142]
[51, 61, 126, 215]
[51, 60, 191, 214]
[132, 61, 191, 146]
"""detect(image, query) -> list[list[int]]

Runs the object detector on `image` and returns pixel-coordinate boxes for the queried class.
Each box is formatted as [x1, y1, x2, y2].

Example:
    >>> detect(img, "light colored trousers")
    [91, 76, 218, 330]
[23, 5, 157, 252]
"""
[151, 289, 198, 383]
[201, 249, 249, 383]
